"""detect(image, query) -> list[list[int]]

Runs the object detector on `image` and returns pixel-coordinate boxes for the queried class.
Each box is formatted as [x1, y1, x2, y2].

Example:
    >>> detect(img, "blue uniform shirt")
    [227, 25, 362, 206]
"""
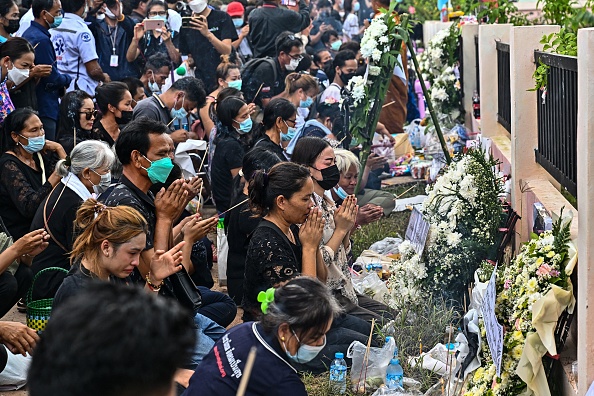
[22, 21, 72, 121]
[88, 16, 138, 81]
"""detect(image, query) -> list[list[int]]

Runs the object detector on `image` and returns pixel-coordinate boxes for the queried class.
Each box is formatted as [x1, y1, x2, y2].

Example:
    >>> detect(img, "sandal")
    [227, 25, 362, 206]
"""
[16, 298, 27, 313]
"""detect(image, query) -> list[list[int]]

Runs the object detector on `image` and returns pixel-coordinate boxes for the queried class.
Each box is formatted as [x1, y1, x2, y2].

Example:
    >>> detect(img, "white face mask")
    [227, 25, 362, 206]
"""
[7, 64, 30, 86]
[188, 0, 207, 13]
[285, 57, 300, 71]
[96, 12, 105, 20]
[104, 2, 123, 19]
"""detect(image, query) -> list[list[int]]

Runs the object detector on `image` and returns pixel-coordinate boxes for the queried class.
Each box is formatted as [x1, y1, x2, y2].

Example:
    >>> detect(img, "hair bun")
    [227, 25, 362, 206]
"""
[64, 156, 72, 167]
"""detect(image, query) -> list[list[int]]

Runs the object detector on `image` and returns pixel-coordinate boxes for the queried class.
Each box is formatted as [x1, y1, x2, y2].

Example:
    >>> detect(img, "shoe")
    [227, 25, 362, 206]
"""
[16, 298, 27, 313]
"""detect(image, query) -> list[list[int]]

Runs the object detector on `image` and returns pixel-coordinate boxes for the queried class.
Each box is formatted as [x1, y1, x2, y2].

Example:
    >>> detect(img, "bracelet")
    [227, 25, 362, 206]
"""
[145, 272, 163, 291]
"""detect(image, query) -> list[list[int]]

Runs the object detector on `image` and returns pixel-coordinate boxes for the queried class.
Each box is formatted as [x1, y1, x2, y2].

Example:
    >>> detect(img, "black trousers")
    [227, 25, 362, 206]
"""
[0, 264, 33, 318]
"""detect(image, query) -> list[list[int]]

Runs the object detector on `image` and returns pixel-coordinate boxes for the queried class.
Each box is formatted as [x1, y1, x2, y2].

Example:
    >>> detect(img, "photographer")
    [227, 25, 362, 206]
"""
[178, 0, 237, 91]
[126, 0, 181, 65]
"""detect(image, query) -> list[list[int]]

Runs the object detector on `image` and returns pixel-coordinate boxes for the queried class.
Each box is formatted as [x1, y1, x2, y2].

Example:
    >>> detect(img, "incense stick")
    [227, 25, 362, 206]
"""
[219, 198, 249, 216]
[358, 318, 375, 393]
[167, 118, 175, 127]
[394, 184, 418, 200]
[236, 347, 257, 396]
[251, 83, 265, 103]
[446, 324, 453, 396]
[382, 100, 396, 108]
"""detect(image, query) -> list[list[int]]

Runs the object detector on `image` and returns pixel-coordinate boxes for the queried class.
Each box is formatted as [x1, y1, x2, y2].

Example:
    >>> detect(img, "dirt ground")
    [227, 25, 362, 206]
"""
[1, 208, 243, 395]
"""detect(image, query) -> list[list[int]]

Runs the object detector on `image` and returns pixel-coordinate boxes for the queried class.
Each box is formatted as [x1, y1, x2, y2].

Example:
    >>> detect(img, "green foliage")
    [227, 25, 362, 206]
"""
[531, 28, 577, 92]
[401, 0, 439, 23]
[454, 0, 530, 26]
[538, 0, 577, 25]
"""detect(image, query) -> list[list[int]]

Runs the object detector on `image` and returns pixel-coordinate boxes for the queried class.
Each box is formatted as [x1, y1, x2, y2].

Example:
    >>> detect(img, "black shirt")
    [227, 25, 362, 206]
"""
[30, 184, 83, 298]
[248, 1, 310, 58]
[57, 127, 103, 156]
[243, 220, 301, 319]
[211, 136, 244, 213]
[0, 153, 53, 240]
[185, 322, 307, 396]
[138, 31, 181, 65]
[224, 193, 260, 279]
[92, 119, 116, 147]
[89, 16, 139, 80]
[100, 174, 156, 250]
[179, 9, 238, 91]
[252, 133, 286, 160]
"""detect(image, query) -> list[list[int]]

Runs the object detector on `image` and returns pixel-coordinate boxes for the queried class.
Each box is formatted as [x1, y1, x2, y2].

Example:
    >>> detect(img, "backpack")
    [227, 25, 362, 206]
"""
[240, 57, 278, 103]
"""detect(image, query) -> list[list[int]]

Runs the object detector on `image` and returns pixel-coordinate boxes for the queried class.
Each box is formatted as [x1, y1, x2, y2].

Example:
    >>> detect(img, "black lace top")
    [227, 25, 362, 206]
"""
[0, 153, 53, 240]
[242, 220, 302, 319]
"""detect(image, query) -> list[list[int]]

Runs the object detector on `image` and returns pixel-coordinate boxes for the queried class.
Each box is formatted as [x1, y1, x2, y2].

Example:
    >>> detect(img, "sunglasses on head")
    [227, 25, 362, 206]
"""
[79, 110, 98, 120]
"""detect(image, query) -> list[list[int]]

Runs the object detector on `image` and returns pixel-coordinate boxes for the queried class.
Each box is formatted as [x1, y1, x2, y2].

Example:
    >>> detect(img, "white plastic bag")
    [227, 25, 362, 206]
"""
[0, 346, 31, 391]
[347, 337, 396, 392]
[353, 272, 389, 302]
[216, 224, 228, 286]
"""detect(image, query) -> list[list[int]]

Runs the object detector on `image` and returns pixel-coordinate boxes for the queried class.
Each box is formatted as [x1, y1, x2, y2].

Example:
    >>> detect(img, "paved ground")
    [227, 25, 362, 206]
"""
[1, 204, 243, 395]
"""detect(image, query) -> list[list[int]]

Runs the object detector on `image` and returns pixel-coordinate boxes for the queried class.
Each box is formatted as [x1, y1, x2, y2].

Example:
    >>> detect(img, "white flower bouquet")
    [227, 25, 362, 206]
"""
[385, 240, 427, 311]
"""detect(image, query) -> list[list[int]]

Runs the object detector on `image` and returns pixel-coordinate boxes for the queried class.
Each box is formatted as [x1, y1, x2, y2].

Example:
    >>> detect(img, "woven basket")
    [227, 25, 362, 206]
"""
[26, 267, 68, 333]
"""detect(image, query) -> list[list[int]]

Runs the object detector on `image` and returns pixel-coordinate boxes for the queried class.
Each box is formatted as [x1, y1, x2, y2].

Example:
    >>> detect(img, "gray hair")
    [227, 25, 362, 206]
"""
[334, 148, 360, 174]
[55, 140, 116, 177]
[260, 277, 342, 341]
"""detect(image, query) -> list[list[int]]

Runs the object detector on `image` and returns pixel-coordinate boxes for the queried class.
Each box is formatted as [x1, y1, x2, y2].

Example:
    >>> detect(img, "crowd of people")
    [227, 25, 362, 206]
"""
[0, 0, 415, 392]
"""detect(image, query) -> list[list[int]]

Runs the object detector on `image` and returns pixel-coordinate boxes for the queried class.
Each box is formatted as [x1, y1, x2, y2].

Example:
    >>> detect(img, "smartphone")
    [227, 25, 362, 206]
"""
[181, 15, 205, 28]
[281, 0, 297, 5]
[143, 18, 164, 31]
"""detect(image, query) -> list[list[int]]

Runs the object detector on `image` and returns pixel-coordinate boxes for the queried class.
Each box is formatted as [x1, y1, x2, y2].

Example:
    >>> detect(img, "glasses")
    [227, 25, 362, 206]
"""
[288, 53, 304, 61]
[148, 11, 168, 16]
[284, 118, 297, 127]
[79, 110, 98, 120]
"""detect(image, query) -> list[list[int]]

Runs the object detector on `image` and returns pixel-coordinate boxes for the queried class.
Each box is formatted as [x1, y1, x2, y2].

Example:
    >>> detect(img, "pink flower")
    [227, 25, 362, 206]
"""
[536, 264, 553, 278]
[504, 279, 512, 289]
[515, 318, 521, 331]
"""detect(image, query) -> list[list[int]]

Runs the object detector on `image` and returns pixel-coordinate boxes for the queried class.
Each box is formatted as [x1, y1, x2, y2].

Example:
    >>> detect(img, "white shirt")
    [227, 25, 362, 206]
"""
[320, 83, 342, 103]
[14, 8, 33, 37]
[167, 9, 182, 33]
[343, 13, 359, 40]
[51, 13, 99, 94]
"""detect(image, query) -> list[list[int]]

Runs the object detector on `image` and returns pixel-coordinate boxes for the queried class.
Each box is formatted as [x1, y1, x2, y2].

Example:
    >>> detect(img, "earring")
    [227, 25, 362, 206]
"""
[281, 336, 285, 341]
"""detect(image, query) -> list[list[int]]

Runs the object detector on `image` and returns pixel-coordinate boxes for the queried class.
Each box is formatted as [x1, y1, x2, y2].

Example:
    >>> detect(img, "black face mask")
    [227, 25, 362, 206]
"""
[116, 110, 133, 125]
[340, 72, 355, 86]
[315, 164, 340, 191]
[5, 19, 19, 34]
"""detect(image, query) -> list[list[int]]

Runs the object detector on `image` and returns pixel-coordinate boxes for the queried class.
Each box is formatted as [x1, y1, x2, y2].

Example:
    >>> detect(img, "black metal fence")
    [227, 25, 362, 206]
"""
[496, 42, 511, 132]
[474, 35, 480, 95]
[534, 51, 578, 197]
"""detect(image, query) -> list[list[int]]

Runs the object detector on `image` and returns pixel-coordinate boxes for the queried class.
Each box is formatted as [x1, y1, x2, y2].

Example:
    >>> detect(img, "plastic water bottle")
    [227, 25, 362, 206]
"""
[329, 352, 347, 394]
[386, 358, 404, 390]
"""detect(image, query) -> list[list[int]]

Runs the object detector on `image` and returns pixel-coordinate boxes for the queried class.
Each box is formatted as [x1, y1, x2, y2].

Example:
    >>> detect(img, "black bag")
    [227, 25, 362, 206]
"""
[167, 266, 203, 313]
[240, 57, 277, 103]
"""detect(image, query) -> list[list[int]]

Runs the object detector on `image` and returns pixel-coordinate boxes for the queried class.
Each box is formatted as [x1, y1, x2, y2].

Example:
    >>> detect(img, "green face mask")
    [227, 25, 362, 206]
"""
[142, 155, 174, 184]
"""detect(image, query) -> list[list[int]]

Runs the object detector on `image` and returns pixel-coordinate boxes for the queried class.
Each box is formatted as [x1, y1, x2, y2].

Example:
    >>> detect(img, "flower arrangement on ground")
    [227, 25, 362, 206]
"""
[464, 211, 576, 395]
[418, 24, 464, 124]
[420, 148, 504, 302]
[344, 5, 409, 192]
[385, 240, 427, 311]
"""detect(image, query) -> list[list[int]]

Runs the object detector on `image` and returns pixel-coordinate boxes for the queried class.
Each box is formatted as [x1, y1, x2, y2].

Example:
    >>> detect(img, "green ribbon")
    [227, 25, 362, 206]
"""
[257, 288, 275, 314]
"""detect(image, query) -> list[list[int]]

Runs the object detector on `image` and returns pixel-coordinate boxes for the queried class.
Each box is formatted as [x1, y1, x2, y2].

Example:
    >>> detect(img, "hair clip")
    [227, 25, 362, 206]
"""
[238, 169, 244, 178]
[64, 156, 72, 167]
[257, 288, 275, 314]
[94, 203, 108, 215]
[262, 171, 269, 187]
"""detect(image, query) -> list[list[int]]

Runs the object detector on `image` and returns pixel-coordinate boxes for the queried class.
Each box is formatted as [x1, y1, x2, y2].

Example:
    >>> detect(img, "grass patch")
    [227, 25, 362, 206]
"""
[351, 182, 427, 258]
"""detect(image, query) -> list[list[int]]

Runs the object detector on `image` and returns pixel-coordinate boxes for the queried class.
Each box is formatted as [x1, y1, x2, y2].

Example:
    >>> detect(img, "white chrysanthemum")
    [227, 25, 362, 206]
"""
[431, 87, 448, 102]
[368, 65, 381, 76]
[446, 232, 462, 247]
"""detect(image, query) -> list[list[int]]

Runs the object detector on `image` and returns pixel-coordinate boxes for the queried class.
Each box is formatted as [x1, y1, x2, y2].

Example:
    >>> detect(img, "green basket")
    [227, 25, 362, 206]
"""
[26, 267, 69, 333]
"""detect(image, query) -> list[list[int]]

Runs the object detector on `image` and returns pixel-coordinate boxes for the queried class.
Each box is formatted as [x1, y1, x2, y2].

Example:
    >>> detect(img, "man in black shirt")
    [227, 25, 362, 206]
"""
[242, 32, 303, 108]
[248, 0, 310, 58]
[179, 2, 238, 91]
[127, 0, 149, 23]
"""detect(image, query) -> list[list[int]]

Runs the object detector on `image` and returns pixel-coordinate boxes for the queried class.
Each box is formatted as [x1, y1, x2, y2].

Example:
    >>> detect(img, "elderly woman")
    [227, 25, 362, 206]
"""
[332, 148, 394, 225]
[29, 140, 115, 299]
[292, 138, 393, 324]
[185, 277, 340, 395]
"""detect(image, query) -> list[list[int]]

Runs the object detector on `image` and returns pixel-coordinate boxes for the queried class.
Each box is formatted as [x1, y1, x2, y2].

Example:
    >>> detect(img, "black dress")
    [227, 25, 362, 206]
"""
[30, 184, 84, 299]
[211, 136, 245, 213]
[223, 193, 260, 305]
[0, 153, 53, 240]
[242, 220, 302, 320]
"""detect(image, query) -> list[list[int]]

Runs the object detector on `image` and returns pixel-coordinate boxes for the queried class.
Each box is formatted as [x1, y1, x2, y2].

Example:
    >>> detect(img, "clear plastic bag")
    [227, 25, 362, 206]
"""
[352, 272, 389, 302]
[347, 337, 396, 392]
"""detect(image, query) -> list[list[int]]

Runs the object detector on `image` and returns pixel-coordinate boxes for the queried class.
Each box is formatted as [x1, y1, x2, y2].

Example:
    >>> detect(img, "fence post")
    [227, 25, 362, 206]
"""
[478, 24, 511, 139]
[577, 27, 594, 396]
[461, 23, 479, 130]
[509, 25, 559, 243]
[422, 21, 453, 44]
